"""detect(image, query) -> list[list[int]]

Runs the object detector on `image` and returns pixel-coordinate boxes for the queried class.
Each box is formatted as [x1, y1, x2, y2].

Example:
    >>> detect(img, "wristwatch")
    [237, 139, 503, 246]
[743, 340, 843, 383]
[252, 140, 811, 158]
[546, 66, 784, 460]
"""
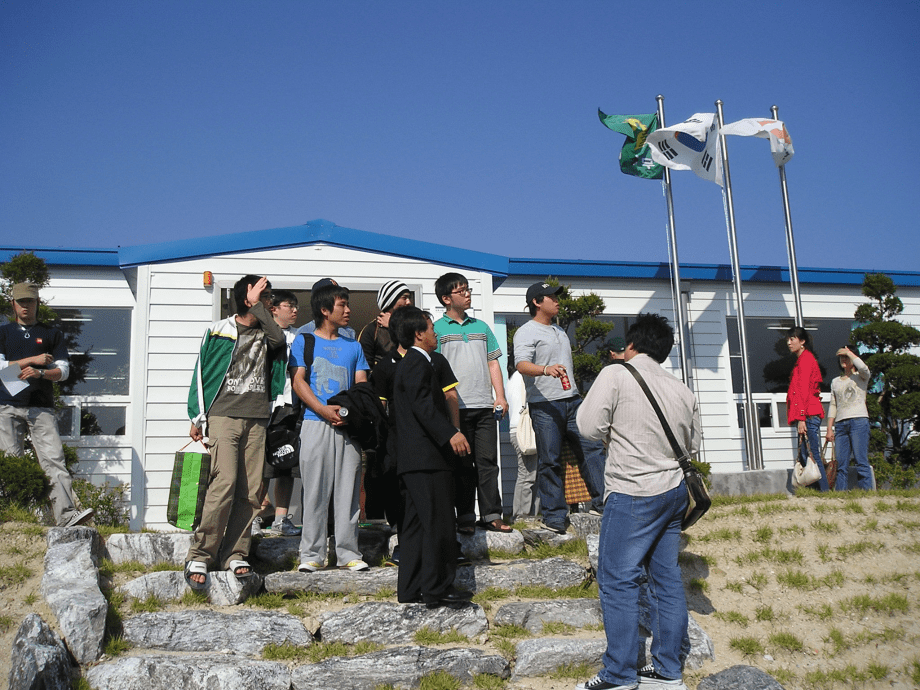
[38, 370, 44, 379]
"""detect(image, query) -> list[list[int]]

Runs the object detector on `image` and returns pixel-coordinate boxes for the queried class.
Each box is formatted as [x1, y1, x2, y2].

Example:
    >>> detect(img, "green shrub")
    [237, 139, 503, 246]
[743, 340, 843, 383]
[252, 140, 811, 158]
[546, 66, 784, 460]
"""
[690, 459, 711, 489]
[72, 479, 130, 527]
[0, 450, 50, 509]
[870, 453, 920, 489]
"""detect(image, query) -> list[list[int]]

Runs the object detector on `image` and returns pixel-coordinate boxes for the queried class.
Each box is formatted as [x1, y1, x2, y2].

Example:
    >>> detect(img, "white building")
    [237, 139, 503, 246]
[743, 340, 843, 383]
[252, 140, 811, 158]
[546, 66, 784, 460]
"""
[4, 219, 918, 529]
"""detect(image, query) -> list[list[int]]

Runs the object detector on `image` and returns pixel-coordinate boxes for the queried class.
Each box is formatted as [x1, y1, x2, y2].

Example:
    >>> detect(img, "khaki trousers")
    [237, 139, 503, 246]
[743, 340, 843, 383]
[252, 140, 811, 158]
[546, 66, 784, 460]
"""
[186, 416, 267, 570]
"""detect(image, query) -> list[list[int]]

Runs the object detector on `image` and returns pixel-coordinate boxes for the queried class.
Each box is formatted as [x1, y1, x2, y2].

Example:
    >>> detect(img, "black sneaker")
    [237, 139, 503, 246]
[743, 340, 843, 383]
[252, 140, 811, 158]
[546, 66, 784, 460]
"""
[637, 667, 687, 689]
[575, 674, 637, 690]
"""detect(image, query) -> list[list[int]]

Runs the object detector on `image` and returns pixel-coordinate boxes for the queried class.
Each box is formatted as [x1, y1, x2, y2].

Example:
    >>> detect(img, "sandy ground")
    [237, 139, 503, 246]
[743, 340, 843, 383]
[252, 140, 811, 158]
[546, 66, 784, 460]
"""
[2, 492, 919, 689]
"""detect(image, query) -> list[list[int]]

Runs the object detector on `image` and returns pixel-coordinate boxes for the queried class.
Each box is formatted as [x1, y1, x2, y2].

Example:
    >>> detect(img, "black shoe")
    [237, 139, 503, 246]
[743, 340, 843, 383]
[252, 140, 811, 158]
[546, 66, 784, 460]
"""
[424, 587, 473, 608]
[398, 594, 423, 604]
[457, 553, 472, 567]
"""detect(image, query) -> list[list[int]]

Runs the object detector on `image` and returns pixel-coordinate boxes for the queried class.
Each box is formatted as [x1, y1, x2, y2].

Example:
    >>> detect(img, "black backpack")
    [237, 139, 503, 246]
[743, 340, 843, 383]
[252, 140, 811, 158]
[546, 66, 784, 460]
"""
[264, 334, 314, 469]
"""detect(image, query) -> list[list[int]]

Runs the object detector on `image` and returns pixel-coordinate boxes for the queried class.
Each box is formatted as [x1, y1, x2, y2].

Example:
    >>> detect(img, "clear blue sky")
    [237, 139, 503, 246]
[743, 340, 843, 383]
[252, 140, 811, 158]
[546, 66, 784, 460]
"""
[3, 2, 918, 272]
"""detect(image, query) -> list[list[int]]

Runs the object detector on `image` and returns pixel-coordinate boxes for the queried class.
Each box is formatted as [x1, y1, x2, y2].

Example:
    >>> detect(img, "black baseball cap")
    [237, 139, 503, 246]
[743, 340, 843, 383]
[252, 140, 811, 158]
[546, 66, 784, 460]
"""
[526, 281, 563, 304]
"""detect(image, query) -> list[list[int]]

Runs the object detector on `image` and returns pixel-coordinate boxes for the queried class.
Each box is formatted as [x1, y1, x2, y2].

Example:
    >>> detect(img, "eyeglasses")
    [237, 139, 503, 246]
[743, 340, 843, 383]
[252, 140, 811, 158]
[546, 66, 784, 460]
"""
[451, 288, 473, 296]
[278, 302, 298, 310]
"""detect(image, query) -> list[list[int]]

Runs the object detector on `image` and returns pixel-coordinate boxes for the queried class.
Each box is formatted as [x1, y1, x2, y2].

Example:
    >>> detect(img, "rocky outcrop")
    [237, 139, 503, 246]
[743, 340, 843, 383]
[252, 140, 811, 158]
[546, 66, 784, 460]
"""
[264, 567, 399, 596]
[105, 532, 192, 567]
[319, 601, 489, 644]
[698, 664, 788, 689]
[84, 655, 291, 690]
[493, 598, 602, 633]
[513, 638, 607, 677]
[41, 527, 107, 665]
[8, 614, 73, 690]
[122, 611, 312, 654]
[290, 645, 509, 689]
[118, 569, 263, 606]
[455, 556, 589, 592]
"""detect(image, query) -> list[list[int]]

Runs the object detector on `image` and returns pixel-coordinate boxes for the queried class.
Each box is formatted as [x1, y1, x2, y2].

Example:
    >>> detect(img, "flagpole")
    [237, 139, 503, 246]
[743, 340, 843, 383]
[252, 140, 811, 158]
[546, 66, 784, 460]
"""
[657, 95, 691, 388]
[716, 100, 764, 471]
[771, 105, 804, 328]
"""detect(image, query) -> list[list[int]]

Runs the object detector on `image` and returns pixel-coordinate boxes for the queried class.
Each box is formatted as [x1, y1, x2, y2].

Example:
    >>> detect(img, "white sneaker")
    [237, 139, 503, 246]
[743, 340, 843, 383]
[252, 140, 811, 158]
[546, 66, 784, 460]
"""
[60, 508, 94, 528]
[298, 561, 323, 572]
[344, 559, 369, 571]
[250, 517, 263, 537]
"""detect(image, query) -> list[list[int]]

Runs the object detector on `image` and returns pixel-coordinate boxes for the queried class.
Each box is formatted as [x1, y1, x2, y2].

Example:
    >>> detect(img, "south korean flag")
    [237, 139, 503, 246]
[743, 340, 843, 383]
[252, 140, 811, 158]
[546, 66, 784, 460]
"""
[646, 113, 724, 186]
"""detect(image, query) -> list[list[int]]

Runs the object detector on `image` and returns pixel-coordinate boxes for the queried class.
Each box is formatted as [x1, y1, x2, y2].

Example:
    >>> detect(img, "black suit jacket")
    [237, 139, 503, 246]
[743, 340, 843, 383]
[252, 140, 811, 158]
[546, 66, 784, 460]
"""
[393, 347, 457, 474]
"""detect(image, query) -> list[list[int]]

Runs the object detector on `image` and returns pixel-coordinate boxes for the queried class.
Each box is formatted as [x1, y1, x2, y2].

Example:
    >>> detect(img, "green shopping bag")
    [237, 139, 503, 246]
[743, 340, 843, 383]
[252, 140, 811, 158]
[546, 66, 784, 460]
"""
[166, 441, 211, 531]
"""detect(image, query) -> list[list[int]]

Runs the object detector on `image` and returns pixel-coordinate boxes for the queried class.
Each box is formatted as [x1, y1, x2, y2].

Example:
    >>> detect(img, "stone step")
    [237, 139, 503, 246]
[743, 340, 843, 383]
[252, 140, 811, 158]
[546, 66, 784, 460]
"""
[319, 601, 489, 645]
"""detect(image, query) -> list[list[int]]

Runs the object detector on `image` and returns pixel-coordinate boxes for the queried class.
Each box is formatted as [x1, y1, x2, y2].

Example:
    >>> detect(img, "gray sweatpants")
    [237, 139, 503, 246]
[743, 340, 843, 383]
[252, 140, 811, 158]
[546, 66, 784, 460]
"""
[0, 405, 78, 526]
[298, 419, 362, 566]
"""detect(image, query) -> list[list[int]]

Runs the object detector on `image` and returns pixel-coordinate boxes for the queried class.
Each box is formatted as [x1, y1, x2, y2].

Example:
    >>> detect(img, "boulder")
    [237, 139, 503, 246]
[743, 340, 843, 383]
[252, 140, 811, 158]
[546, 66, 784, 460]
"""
[587, 534, 599, 571]
[320, 601, 488, 644]
[264, 567, 397, 596]
[290, 645, 508, 689]
[569, 513, 603, 538]
[454, 556, 589, 592]
[513, 638, 607, 678]
[105, 532, 192, 567]
[41, 535, 106, 664]
[520, 527, 581, 547]
[697, 664, 787, 690]
[84, 654, 291, 690]
[493, 598, 602, 633]
[122, 610, 311, 654]
[457, 527, 525, 559]
[8, 613, 73, 690]
[118, 570, 263, 606]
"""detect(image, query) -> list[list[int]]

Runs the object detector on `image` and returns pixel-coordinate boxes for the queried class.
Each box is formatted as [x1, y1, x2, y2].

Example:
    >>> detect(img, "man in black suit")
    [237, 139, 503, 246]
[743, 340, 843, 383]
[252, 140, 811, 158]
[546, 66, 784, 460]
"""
[393, 307, 472, 606]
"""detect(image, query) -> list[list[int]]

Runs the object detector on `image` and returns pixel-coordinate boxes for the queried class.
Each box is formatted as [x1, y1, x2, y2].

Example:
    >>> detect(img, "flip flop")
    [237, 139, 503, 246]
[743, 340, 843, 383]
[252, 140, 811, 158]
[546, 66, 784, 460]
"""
[457, 524, 476, 536]
[228, 559, 254, 579]
[483, 519, 513, 533]
[184, 561, 208, 590]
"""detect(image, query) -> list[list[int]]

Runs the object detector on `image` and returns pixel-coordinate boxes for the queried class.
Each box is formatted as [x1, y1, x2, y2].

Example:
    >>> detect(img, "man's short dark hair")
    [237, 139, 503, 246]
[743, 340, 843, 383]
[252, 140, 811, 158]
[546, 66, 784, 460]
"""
[311, 284, 349, 325]
[272, 289, 298, 308]
[527, 295, 544, 317]
[395, 306, 432, 349]
[625, 313, 674, 364]
[234, 274, 270, 316]
[435, 272, 467, 307]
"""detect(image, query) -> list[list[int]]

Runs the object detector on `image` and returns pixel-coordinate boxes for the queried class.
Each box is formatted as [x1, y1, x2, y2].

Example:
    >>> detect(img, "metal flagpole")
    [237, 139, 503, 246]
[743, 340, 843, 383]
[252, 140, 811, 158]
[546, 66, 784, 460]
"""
[716, 100, 764, 471]
[771, 105, 804, 327]
[657, 95, 692, 388]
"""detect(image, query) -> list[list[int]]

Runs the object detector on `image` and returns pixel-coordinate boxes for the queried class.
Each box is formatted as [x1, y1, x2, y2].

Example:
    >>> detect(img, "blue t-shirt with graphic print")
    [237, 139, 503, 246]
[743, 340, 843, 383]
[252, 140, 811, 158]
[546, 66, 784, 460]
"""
[290, 333, 369, 422]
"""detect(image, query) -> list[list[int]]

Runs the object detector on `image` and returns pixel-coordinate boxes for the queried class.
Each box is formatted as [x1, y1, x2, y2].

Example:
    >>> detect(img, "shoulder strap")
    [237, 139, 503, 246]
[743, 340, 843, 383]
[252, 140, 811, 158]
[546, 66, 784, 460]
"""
[620, 361, 693, 474]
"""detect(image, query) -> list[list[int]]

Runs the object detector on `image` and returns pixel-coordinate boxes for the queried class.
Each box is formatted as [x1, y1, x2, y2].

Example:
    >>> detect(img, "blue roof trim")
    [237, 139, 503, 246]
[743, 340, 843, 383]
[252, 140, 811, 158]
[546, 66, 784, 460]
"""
[0, 247, 120, 267]
[117, 219, 510, 277]
[507, 258, 920, 287]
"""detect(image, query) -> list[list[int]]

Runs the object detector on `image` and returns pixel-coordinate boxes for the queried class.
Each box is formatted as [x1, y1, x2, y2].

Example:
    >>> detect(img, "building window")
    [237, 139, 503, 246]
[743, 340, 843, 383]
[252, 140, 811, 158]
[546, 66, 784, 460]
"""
[726, 316, 856, 394]
[55, 308, 132, 396]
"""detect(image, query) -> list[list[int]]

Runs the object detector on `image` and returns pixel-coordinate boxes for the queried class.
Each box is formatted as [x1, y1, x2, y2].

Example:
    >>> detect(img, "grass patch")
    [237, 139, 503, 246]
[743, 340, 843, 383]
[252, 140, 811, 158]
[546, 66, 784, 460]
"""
[710, 493, 789, 508]
[798, 603, 834, 620]
[491, 623, 530, 639]
[754, 605, 776, 622]
[836, 540, 884, 558]
[180, 589, 209, 605]
[528, 538, 588, 560]
[306, 641, 350, 663]
[816, 544, 831, 562]
[472, 673, 507, 690]
[103, 636, 131, 656]
[513, 582, 597, 599]
[843, 500, 865, 514]
[776, 569, 811, 589]
[908, 658, 920, 685]
[0, 614, 14, 633]
[862, 518, 878, 531]
[768, 631, 804, 652]
[541, 621, 576, 635]
[0, 561, 32, 587]
[494, 638, 516, 660]
[129, 594, 166, 613]
[246, 592, 286, 609]
[687, 577, 708, 594]
[419, 670, 461, 690]
[747, 571, 768, 590]
[820, 569, 845, 588]
[713, 610, 748, 627]
[825, 627, 848, 654]
[724, 581, 743, 594]
[811, 519, 839, 534]
[373, 587, 396, 600]
[413, 627, 469, 645]
[728, 635, 764, 656]
[778, 524, 805, 537]
[263, 642, 312, 662]
[840, 593, 909, 615]
[696, 527, 741, 542]
[752, 526, 773, 543]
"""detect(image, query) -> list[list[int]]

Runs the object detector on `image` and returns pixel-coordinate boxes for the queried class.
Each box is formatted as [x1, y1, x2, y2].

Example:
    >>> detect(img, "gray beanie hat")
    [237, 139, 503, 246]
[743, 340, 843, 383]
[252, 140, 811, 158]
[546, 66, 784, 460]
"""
[377, 280, 410, 311]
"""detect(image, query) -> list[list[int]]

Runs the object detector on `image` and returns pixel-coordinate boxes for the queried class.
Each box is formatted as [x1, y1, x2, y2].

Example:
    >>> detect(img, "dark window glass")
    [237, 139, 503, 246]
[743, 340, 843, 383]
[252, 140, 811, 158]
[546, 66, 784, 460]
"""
[736, 402, 773, 428]
[54, 308, 132, 396]
[726, 317, 856, 394]
[80, 407, 127, 436]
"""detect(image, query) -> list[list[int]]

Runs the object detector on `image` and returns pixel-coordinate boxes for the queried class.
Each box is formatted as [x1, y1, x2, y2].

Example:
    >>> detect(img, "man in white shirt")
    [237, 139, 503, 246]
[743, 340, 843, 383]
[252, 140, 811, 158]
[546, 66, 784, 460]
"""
[575, 313, 701, 690]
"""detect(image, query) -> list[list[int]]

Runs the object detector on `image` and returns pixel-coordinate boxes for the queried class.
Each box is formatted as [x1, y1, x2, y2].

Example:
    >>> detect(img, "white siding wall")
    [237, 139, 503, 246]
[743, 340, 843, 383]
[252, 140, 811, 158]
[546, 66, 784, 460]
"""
[138, 243, 497, 528]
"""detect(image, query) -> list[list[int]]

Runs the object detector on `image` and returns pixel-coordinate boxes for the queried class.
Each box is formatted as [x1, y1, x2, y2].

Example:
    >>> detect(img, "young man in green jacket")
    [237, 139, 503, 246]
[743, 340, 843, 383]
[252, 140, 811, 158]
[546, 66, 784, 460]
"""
[184, 275, 286, 589]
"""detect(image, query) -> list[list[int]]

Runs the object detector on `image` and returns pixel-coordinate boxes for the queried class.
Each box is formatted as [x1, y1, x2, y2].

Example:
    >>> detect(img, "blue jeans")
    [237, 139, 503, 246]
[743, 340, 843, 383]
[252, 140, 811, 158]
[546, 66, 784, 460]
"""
[796, 415, 828, 491]
[597, 483, 689, 685]
[834, 417, 873, 490]
[529, 397, 606, 528]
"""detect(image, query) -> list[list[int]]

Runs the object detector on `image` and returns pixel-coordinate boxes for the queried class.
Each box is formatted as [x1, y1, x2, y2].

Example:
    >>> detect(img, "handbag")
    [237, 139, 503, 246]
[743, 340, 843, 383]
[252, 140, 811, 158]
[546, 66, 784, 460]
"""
[166, 440, 211, 531]
[792, 433, 822, 487]
[515, 402, 538, 455]
[265, 403, 301, 470]
[621, 362, 711, 530]
[821, 439, 837, 488]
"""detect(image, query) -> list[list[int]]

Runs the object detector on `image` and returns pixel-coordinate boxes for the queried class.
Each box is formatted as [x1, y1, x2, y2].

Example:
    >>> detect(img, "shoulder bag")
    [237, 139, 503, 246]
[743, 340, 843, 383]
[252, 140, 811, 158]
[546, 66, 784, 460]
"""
[821, 439, 837, 488]
[621, 362, 711, 530]
[515, 402, 538, 455]
[792, 433, 822, 487]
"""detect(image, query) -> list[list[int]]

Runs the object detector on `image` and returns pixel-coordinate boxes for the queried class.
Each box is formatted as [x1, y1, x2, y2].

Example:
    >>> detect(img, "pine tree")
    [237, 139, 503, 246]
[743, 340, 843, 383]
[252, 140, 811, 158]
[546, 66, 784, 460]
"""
[851, 273, 920, 468]
[546, 277, 614, 390]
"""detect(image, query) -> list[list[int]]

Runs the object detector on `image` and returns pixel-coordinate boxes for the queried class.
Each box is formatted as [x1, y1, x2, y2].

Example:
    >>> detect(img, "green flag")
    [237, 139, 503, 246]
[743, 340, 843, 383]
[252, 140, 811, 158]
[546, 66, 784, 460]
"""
[598, 109, 663, 179]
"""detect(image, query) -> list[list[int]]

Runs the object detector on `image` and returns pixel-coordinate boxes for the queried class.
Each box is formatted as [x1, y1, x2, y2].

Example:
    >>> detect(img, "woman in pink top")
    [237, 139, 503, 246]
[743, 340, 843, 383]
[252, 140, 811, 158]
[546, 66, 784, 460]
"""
[786, 326, 828, 491]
